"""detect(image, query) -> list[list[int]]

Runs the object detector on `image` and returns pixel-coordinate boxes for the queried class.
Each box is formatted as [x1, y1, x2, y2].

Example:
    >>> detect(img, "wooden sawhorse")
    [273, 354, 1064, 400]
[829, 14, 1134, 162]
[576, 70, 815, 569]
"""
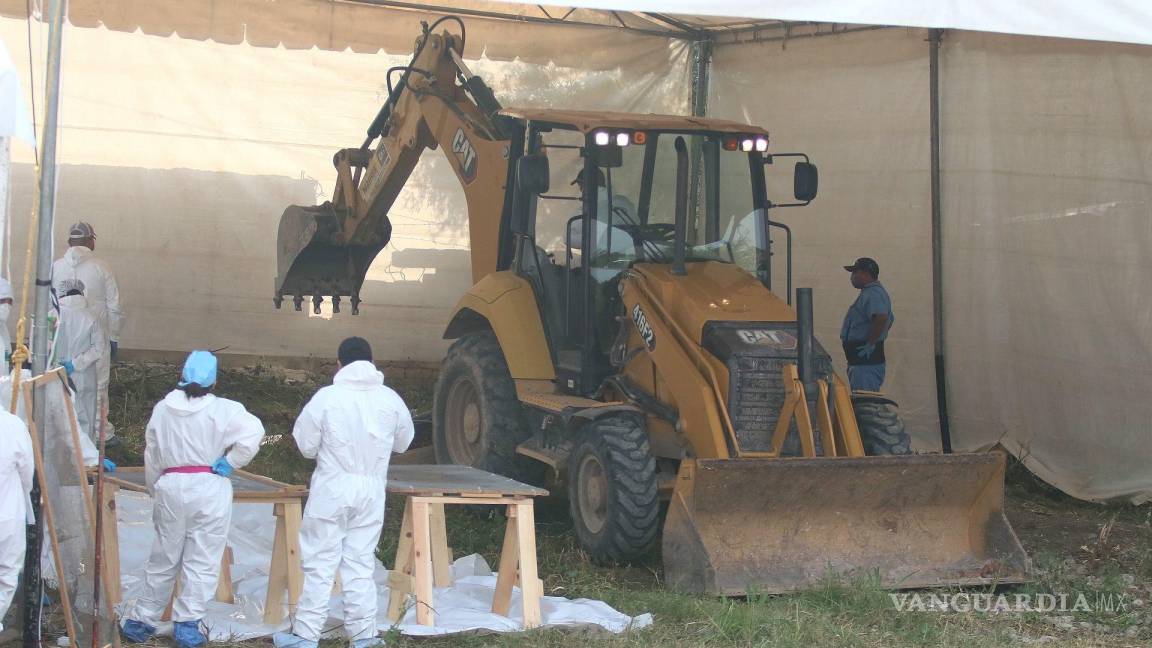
[384, 465, 549, 628]
[96, 467, 307, 625]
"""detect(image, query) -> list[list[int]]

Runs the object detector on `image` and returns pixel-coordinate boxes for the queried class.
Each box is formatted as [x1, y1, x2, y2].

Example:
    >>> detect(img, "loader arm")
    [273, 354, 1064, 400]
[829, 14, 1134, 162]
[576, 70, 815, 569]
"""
[274, 21, 514, 314]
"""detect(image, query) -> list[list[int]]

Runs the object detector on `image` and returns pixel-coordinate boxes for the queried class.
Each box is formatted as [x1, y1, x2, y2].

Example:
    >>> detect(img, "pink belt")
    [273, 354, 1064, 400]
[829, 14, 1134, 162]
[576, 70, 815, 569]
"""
[162, 466, 213, 475]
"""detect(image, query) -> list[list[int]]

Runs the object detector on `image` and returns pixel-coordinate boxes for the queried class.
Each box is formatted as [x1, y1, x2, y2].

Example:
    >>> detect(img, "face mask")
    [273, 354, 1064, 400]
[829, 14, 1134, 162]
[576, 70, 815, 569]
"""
[0, 304, 10, 323]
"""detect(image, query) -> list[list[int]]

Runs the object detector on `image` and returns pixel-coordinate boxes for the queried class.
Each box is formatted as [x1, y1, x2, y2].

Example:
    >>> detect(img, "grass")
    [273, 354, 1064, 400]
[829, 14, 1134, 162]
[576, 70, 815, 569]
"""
[95, 361, 1151, 648]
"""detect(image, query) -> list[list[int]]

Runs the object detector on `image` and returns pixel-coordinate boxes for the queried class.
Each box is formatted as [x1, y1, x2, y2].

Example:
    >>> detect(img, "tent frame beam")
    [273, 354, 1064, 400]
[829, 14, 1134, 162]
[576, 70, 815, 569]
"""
[338, 0, 888, 45]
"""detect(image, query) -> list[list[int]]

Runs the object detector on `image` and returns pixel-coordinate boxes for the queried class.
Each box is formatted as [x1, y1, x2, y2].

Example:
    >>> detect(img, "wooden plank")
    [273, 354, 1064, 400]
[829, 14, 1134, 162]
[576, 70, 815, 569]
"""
[386, 501, 415, 622]
[283, 499, 305, 615]
[514, 502, 542, 629]
[428, 503, 452, 587]
[102, 482, 123, 605]
[387, 465, 548, 497]
[490, 504, 520, 617]
[411, 499, 435, 626]
[409, 495, 533, 507]
[101, 468, 304, 496]
[162, 580, 180, 622]
[815, 380, 837, 458]
[216, 546, 235, 604]
[263, 503, 289, 625]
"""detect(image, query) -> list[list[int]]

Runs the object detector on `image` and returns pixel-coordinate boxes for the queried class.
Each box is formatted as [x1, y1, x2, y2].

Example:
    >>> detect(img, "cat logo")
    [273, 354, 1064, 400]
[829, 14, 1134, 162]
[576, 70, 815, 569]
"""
[632, 304, 656, 351]
[736, 329, 797, 349]
[452, 128, 478, 183]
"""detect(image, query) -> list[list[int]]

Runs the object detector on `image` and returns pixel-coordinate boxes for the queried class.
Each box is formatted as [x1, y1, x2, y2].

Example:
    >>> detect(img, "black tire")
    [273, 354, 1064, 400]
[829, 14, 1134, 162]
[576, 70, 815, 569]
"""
[853, 400, 911, 455]
[433, 331, 539, 482]
[567, 415, 659, 564]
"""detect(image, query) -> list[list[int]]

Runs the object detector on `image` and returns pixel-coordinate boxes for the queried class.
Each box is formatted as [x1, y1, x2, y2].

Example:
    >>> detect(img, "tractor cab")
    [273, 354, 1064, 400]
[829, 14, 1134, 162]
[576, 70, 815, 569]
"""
[503, 109, 818, 395]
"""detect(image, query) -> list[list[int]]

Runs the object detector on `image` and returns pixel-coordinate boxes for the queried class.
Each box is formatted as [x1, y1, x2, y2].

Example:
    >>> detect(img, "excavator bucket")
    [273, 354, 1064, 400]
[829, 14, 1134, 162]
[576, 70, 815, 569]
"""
[663, 453, 1030, 595]
[273, 204, 391, 314]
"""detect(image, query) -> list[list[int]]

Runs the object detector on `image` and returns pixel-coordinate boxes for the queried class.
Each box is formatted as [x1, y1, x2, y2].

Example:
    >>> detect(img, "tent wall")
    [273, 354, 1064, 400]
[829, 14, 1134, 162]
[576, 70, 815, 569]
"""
[0, 0, 690, 362]
[709, 28, 940, 442]
[710, 28, 1152, 503]
[940, 32, 1152, 503]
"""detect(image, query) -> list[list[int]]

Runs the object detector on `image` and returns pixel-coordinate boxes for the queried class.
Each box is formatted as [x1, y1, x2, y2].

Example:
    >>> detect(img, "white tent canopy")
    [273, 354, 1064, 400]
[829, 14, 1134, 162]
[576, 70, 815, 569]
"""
[504, 0, 1152, 46]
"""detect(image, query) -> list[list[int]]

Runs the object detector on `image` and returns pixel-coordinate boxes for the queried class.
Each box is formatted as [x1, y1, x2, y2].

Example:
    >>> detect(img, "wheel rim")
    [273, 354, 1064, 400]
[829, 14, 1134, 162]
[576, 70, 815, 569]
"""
[445, 377, 482, 465]
[576, 453, 609, 535]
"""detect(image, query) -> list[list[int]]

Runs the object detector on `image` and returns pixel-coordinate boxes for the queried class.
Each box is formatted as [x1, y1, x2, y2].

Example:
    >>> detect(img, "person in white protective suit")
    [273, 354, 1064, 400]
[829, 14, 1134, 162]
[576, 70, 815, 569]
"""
[0, 278, 14, 374]
[121, 351, 264, 648]
[0, 406, 34, 633]
[52, 278, 106, 444]
[273, 337, 414, 648]
[51, 222, 124, 445]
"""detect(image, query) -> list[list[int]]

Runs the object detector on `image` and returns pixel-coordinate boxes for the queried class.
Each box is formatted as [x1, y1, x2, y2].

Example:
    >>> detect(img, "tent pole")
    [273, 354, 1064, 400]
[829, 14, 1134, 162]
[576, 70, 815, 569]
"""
[23, 0, 65, 644]
[929, 28, 952, 454]
[686, 39, 711, 244]
[690, 39, 711, 117]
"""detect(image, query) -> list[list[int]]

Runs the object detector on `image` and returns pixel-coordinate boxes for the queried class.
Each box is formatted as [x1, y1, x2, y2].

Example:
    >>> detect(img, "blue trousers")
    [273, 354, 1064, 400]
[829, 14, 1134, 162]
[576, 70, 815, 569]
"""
[848, 363, 886, 392]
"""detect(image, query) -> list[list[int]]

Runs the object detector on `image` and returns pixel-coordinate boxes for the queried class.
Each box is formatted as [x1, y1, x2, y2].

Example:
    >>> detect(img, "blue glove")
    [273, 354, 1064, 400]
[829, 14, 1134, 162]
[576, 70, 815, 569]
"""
[110, 340, 119, 359]
[857, 343, 876, 359]
[211, 456, 233, 477]
[102, 458, 116, 473]
[61, 359, 74, 376]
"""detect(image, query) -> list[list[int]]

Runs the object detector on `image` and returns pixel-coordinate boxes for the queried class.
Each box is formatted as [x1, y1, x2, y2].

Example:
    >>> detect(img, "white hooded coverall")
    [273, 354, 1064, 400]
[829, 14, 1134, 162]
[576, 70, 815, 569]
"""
[52, 246, 123, 436]
[125, 390, 264, 625]
[291, 361, 414, 641]
[54, 294, 105, 443]
[0, 408, 34, 632]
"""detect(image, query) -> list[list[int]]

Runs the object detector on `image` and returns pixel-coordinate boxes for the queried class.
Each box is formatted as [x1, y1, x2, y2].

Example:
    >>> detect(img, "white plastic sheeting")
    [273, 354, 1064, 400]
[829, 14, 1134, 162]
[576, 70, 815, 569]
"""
[710, 28, 939, 441]
[0, 1, 690, 362]
[112, 490, 652, 639]
[939, 32, 1152, 503]
[710, 28, 1152, 503]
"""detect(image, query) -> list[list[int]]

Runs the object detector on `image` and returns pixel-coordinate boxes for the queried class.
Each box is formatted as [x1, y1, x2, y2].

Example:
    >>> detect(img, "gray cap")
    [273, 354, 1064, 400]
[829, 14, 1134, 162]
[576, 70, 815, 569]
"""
[68, 222, 96, 240]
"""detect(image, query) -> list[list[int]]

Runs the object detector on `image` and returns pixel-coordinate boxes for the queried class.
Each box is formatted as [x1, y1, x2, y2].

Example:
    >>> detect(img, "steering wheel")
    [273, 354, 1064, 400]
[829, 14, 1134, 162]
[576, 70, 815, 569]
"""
[616, 222, 676, 244]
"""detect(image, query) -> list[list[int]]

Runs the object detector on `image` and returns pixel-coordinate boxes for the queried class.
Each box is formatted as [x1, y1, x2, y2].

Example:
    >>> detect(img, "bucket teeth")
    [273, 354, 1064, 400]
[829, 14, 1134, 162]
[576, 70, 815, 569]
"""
[277, 290, 359, 315]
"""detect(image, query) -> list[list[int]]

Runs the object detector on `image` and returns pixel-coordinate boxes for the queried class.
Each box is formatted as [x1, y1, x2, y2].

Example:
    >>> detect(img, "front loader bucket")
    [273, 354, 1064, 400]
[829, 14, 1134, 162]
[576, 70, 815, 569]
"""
[273, 203, 391, 314]
[663, 453, 1030, 595]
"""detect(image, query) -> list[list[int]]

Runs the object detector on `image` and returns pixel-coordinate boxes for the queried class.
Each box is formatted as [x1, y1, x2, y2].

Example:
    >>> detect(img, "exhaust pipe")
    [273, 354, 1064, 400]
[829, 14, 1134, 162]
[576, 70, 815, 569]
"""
[796, 287, 814, 386]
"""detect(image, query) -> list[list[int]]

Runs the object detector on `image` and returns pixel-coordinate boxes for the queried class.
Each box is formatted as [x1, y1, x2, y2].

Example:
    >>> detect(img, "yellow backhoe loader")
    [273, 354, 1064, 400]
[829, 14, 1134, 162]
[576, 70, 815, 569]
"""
[274, 17, 1030, 594]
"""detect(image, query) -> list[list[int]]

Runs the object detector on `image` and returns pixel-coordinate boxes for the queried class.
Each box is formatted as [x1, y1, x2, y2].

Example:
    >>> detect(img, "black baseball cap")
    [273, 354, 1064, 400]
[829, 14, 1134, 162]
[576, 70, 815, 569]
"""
[844, 257, 880, 276]
[571, 168, 606, 186]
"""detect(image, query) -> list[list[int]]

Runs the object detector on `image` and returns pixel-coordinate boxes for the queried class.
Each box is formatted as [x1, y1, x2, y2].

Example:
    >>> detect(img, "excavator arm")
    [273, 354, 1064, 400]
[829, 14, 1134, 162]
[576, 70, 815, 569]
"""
[274, 19, 514, 314]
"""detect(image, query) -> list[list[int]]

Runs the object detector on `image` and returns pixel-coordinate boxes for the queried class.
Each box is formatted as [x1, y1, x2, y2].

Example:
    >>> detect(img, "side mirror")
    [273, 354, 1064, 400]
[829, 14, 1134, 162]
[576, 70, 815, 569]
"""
[517, 154, 550, 195]
[793, 162, 818, 202]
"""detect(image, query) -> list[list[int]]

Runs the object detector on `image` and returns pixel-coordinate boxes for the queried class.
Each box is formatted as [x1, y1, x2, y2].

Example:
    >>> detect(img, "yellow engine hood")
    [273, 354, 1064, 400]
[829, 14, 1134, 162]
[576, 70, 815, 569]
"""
[631, 262, 796, 338]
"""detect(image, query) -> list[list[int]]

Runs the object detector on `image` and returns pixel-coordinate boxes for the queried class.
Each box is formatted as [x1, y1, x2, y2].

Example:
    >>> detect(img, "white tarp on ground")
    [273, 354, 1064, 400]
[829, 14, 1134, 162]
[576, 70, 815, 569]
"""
[710, 27, 1152, 503]
[113, 490, 652, 640]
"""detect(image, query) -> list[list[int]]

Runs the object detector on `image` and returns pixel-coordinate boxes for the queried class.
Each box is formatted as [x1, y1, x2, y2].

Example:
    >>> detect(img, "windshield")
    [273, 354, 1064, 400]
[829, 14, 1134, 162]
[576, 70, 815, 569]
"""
[587, 132, 760, 266]
[530, 130, 765, 273]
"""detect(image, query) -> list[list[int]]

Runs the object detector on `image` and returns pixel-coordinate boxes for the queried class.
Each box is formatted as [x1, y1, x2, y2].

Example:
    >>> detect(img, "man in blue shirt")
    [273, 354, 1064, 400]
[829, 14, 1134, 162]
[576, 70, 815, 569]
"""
[840, 257, 894, 392]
